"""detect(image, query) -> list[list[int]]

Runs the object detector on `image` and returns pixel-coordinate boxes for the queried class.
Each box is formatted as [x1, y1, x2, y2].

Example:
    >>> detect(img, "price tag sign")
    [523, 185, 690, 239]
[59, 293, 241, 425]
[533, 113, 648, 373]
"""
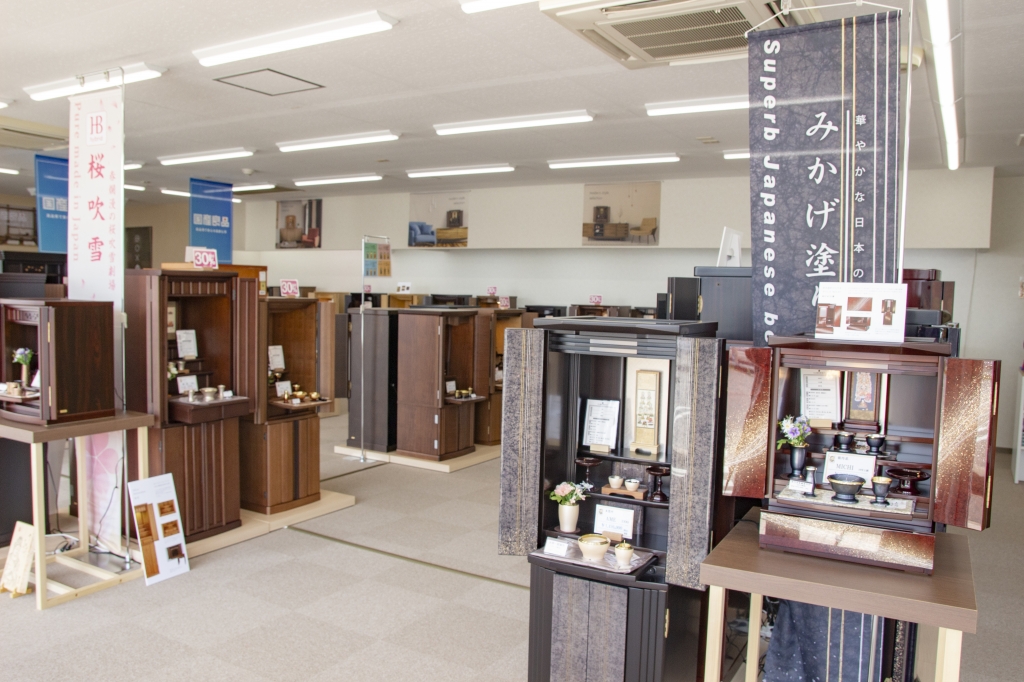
[788, 479, 815, 495]
[542, 538, 570, 557]
[589, 295, 603, 305]
[363, 284, 372, 293]
[487, 286, 497, 296]
[498, 296, 511, 309]
[279, 279, 300, 298]
[192, 247, 218, 269]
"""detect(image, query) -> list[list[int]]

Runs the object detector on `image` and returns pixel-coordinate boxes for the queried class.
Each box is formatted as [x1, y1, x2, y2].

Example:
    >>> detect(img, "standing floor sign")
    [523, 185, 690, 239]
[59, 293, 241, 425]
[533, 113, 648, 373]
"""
[189, 178, 233, 264]
[128, 474, 190, 586]
[749, 11, 903, 345]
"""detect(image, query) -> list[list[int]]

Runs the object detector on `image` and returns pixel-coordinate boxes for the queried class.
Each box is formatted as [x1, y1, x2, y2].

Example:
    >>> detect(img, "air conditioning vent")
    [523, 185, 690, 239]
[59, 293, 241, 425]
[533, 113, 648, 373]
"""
[0, 116, 69, 151]
[542, 0, 819, 69]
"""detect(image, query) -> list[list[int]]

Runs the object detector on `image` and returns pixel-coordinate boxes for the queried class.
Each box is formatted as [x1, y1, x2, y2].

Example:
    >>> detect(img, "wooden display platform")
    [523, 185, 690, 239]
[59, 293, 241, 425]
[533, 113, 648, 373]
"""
[187, 489, 355, 557]
[700, 509, 976, 682]
[333, 443, 500, 473]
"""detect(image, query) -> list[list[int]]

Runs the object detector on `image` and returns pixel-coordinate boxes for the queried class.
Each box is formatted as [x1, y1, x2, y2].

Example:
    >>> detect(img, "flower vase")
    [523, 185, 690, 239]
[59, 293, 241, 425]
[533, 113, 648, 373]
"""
[789, 445, 807, 479]
[20, 363, 29, 386]
[558, 503, 579, 533]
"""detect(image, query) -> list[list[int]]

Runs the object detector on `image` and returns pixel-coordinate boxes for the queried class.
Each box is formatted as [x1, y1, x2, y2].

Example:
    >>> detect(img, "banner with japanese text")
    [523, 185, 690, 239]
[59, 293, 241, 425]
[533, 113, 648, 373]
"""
[189, 178, 233, 264]
[35, 155, 68, 253]
[748, 12, 902, 345]
[68, 89, 125, 551]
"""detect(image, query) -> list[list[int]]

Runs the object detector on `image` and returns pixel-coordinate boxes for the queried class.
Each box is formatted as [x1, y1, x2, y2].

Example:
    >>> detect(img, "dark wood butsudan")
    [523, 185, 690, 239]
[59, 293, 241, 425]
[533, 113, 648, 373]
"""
[238, 296, 333, 514]
[395, 308, 479, 461]
[0, 299, 115, 425]
[472, 308, 536, 446]
[347, 309, 399, 453]
[125, 269, 256, 541]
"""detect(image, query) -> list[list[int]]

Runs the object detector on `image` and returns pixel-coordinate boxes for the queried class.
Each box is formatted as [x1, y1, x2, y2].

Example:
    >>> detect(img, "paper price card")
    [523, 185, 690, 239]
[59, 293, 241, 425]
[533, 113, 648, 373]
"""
[192, 247, 218, 269]
[589, 295, 603, 305]
[280, 279, 300, 297]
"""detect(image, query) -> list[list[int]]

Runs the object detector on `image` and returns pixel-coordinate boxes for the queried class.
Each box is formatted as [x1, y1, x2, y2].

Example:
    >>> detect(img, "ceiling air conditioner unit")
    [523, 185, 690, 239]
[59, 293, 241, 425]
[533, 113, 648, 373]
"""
[541, 0, 820, 69]
[0, 116, 69, 151]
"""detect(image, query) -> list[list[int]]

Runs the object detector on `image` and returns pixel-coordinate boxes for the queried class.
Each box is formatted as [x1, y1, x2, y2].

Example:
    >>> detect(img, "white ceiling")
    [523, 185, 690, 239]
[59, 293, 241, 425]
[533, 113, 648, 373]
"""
[0, 0, 1021, 203]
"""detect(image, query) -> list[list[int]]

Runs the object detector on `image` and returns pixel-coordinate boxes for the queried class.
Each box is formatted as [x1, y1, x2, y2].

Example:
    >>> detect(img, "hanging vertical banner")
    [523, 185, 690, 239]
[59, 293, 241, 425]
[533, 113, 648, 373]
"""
[749, 12, 902, 345]
[189, 178, 233, 264]
[35, 155, 69, 253]
[68, 89, 125, 551]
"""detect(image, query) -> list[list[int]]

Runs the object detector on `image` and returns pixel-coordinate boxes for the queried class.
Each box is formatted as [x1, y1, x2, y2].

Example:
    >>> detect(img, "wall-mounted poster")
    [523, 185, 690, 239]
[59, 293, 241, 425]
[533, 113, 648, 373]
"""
[409, 192, 468, 248]
[276, 199, 322, 248]
[582, 182, 660, 246]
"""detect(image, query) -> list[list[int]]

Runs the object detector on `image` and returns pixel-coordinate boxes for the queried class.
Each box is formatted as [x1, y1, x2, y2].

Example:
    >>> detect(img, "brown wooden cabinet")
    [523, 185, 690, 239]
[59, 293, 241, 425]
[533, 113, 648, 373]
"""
[0, 299, 114, 424]
[395, 308, 479, 461]
[125, 269, 255, 541]
[472, 308, 536, 445]
[238, 296, 333, 514]
[239, 413, 319, 514]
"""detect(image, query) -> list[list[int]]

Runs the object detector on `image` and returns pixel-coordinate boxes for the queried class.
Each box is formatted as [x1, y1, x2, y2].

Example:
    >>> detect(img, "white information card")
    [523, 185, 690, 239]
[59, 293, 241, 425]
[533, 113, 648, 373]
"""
[593, 504, 635, 540]
[175, 329, 198, 359]
[583, 399, 620, 450]
[268, 345, 286, 371]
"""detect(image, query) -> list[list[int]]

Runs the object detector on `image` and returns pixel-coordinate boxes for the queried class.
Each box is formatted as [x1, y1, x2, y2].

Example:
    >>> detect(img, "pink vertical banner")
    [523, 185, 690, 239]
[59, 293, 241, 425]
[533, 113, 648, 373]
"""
[68, 89, 124, 551]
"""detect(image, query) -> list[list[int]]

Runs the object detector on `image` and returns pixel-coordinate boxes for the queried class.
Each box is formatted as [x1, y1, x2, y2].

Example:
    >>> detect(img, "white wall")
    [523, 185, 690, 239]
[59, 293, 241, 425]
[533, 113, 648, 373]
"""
[237, 168, 1021, 447]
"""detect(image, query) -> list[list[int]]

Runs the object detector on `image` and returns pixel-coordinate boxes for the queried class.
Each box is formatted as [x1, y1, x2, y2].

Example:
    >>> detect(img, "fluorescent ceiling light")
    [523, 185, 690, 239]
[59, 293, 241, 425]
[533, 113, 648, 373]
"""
[124, 162, 143, 171]
[0, 167, 19, 175]
[124, 184, 145, 191]
[0, 99, 10, 109]
[232, 183, 276, 192]
[461, 0, 535, 13]
[723, 150, 750, 160]
[277, 130, 399, 153]
[24, 63, 164, 101]
[162, 188, 242, 203]
[645, 96, 748, 117]
[548, 154, 679, 169]
[434, 110, 592, 136]
[158, 148, 253, 166]
[924, 0, 960, 170]
[406, 165, 514, 178]
[193, 11, 397, 67]
[294, 174, 382, 187]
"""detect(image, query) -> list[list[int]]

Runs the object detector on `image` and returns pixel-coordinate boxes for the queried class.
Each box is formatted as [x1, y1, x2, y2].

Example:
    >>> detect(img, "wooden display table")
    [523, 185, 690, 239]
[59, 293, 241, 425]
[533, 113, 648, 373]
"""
[700, 510, 975, 682]
[2, 410, 156, 610]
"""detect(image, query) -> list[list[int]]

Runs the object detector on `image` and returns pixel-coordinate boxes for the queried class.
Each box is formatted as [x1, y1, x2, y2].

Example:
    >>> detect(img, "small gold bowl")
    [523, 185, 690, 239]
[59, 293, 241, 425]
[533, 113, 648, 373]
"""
[577, 534, 610, 562]
[310, 392, 320, 400]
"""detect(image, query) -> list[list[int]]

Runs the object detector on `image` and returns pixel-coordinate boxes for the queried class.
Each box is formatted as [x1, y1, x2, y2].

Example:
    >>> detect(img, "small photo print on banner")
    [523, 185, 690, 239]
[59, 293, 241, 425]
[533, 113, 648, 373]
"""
[748, 12, 903, 345]
[277, 199, 322, 248]
[582, 182, 660, 246]
[815, 282, 906, 342]
[409, 192, 468, 248]
[189, 179, 233, 264]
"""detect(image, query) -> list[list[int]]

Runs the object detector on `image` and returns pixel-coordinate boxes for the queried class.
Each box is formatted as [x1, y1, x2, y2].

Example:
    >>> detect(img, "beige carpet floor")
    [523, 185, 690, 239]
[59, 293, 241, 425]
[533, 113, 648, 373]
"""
[3, 405, 1020, 682]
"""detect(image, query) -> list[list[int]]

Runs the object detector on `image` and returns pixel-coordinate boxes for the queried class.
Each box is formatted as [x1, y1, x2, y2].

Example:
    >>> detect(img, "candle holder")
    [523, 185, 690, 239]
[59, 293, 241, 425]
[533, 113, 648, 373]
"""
[870, 476, 892, 505]
[646, 465, 670, 503]
[886, 467, 930, 495]
[802, 466, 817, 497]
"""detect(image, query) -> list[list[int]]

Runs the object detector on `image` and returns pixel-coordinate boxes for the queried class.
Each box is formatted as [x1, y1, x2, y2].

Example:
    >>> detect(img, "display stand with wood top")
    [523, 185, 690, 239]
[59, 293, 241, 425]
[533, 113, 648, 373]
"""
[125, 269, 257, 542]
[700, 510, 976, 682]
[239, 295, 334, 514]
[395, 308, 478, 461]
[472, 308, 536, 446]
[3, 410, 155, 609]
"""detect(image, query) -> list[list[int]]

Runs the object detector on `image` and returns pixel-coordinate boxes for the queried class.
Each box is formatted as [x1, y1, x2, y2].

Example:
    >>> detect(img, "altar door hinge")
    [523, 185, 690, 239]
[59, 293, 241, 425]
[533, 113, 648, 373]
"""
[664, 609, 670, 638]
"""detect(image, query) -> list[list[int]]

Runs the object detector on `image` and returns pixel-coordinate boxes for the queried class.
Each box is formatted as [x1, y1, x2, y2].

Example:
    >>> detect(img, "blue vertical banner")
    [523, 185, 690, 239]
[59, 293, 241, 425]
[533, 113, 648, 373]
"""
[748, 12, 902, 345]
[188, 178, 233, 264]
[35, 155, 69, 253]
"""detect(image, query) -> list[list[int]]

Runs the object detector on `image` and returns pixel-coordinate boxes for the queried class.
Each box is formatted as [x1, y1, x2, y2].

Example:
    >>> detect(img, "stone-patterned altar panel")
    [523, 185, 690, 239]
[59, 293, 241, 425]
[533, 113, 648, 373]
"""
[499, 328, 545, 555]
[550, 573, 590, 682]
[933, 358, 1000, 531]
[665, 337, 723, 589]
[586, 581, 628, 682]
[722, 347, 772, 498]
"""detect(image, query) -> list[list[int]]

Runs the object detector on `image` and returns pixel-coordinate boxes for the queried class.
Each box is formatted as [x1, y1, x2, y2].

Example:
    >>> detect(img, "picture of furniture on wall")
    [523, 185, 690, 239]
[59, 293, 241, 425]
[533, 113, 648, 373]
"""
[276, 199, 322, 248]
[0, 205, 38, 246]
[581, 182, 661, 246]
[409, 192, 469, 248]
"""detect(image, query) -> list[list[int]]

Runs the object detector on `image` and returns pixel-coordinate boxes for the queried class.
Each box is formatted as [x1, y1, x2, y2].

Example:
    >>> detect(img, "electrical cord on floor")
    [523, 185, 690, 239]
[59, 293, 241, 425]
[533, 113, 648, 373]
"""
[45, 448, 64, 534]
[44, 532, 79, 555]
